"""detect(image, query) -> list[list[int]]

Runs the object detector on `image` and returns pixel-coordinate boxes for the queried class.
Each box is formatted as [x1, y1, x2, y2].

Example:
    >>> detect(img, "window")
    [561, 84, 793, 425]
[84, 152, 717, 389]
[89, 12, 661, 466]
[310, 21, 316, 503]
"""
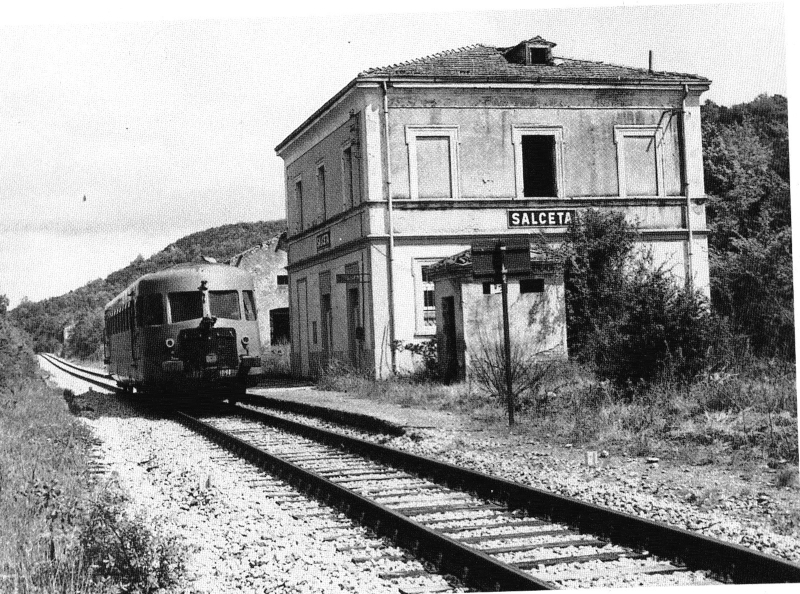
[269, 308, 290, 345]
[482, 282, 502, 295]
[294, 177, 304, 230]
[277, 274, 289, 286]
[342, 145, 356, 209]
[405, 126, 459, 200]
[614, 125, 666, 197]
[243, 290, 257, 321]
[316, 164, 327, 221]
[209, 290, 241, 320]
[519, 278, 544, 294]
[414, 261, 439, 335]
[136, 294, 164, 327]
[169, 292, 204, 323]
[511, 126, 564, 199]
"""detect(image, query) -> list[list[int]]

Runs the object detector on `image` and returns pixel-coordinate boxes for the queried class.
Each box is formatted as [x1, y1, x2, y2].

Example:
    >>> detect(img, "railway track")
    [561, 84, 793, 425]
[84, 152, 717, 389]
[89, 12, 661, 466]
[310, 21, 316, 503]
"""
[43, 353, 800, 591]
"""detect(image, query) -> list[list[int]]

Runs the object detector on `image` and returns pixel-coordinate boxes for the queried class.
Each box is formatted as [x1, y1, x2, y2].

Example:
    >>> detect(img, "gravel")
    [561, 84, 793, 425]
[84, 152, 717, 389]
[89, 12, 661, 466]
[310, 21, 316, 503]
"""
[243, 399, 800, 564]
[39, 359, 462, 594]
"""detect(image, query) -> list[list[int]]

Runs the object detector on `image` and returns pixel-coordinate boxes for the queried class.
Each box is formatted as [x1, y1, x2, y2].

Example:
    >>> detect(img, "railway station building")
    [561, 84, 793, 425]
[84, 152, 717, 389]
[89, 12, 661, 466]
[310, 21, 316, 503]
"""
[275, 36, 711, 378]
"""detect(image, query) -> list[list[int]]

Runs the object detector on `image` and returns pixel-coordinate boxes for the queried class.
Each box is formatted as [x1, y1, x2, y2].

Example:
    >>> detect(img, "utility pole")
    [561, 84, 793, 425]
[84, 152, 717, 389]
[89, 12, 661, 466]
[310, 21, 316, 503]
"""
[497, 242, 515, 427]
[472, 237, 529, 427]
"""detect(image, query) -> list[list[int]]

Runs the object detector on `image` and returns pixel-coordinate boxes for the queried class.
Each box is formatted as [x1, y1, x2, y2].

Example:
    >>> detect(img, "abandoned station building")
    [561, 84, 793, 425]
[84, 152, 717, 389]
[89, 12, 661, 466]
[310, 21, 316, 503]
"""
[275, 36, 711, 378]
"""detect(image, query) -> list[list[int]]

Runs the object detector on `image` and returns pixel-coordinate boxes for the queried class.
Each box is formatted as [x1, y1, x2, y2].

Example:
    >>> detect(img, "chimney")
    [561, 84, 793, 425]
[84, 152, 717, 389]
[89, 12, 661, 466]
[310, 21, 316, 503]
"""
[648, 50, 653, 73]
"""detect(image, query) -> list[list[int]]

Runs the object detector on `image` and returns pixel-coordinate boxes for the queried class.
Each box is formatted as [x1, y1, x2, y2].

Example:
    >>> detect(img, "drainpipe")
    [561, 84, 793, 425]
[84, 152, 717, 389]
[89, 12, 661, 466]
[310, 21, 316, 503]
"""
[382, 80, 397, 374]
[679, 83, 694, 288]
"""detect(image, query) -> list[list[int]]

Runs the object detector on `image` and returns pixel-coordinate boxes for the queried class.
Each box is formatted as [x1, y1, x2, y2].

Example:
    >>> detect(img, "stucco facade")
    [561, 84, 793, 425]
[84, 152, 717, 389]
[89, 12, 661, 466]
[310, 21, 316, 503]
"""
[275, 37, 711, 378]
[228, 237, 290, 352]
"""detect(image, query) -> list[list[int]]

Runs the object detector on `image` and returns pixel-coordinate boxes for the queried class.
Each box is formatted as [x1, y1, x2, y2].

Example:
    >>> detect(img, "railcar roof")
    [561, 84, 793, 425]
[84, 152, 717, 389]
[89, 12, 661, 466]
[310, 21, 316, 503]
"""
[104, 263, 252, 311]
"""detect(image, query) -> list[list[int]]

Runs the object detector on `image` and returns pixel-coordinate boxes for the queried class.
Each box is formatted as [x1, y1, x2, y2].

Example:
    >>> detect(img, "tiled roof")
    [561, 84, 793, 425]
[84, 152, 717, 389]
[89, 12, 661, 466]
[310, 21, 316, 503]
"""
[359, 43, 708, 84]
[429, 241, 565, 280]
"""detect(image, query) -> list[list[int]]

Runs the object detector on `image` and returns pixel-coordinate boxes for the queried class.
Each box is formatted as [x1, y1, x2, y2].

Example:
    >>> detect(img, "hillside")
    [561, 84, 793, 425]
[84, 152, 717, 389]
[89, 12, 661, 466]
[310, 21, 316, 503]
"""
[11, 220, 285, 356]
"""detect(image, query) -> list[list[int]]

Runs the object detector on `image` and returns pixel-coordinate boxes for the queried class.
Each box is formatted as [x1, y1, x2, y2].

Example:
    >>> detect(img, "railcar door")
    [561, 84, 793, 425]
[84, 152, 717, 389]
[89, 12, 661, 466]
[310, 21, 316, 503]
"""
[129, 292, 139, 379]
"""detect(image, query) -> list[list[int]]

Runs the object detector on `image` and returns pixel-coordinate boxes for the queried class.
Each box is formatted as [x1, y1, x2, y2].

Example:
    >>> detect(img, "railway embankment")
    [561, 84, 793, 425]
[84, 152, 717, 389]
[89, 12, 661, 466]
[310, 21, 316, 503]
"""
[248, 377, 800, 566]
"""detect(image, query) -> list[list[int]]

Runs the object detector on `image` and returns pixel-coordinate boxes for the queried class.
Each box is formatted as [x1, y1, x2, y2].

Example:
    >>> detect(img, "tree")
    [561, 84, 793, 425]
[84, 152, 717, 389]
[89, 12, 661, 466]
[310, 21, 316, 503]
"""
[563, 209, 636, 362]
[702, 97, 793, 359]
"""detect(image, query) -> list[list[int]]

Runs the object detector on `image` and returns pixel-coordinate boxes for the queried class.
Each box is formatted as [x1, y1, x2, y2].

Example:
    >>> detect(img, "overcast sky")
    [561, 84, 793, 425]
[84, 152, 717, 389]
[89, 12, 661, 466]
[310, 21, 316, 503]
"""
[0, 1, 791, 307]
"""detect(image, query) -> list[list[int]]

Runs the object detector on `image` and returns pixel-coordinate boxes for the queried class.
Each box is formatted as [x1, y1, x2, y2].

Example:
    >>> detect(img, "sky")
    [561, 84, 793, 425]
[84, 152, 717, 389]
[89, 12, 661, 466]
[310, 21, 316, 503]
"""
[0, 1, 791, 308]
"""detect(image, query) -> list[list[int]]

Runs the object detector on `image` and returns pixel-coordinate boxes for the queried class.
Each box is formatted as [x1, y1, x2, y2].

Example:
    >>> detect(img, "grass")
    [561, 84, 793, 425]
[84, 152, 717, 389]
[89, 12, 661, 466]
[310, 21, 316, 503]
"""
[0, 356, 185, 592]
[318, 358, 799, 468]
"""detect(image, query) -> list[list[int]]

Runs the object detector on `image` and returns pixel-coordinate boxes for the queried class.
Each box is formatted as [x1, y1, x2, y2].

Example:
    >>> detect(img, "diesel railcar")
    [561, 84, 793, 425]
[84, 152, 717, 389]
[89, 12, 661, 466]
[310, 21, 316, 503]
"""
[103, 263, 263, 395]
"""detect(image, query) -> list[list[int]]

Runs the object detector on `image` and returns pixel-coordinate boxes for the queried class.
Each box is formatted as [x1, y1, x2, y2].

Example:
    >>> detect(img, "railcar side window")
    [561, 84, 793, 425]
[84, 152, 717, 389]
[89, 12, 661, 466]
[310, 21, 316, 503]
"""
[137, 294, 165, 326]
[209, 290, 241, 320]
[169, 292, 204, 323]
[243, 290, 257, 321]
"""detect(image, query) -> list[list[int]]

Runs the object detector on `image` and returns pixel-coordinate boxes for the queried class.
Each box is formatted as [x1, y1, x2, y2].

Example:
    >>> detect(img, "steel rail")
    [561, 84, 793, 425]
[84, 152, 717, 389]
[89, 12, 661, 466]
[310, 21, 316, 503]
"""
[174, 408, 553, 592]
[44, 354, 800, 586]
[40, 353, 119, 391]
[229, 404, 800, 586]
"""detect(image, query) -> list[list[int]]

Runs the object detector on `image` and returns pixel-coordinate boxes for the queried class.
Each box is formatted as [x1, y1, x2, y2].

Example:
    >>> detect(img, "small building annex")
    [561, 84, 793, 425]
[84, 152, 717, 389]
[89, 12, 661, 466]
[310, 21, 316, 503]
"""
[274, 36, 711, 379]
[227, 235, 290, 350]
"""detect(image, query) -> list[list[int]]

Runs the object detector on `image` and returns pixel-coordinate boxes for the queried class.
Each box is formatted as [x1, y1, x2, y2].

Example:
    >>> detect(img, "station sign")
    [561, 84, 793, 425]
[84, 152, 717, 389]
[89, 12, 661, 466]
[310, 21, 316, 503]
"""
[472, 236, 531, 279]
[316, 231, 331, 252]
[336, 273, 370, 284]
[508, 209, 575, 228]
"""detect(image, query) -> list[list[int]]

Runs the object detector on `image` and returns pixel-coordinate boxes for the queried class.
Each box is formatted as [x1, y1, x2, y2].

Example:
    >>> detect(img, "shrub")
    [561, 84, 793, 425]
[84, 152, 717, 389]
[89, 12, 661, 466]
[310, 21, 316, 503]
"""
[564, 209, 635, 362]
[260, 339, 292, 378]
[468, 327, 557, 412]
[78, 486, 185, 593]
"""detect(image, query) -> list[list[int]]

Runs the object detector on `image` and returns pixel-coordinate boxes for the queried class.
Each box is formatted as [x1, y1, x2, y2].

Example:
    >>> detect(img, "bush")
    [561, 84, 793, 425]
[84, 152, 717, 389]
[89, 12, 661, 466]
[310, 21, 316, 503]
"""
[78, 486, 185, 593]
[564, 214, 736, 388]
[468, 327, 556, 412]
[596, 261, 725, 387]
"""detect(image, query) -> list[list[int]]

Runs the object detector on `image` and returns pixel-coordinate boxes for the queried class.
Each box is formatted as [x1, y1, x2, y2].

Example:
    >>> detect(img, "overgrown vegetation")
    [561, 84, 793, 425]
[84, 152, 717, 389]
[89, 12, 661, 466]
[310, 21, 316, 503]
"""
[10, 220, 286, 357]
[0, 295, 185, 592]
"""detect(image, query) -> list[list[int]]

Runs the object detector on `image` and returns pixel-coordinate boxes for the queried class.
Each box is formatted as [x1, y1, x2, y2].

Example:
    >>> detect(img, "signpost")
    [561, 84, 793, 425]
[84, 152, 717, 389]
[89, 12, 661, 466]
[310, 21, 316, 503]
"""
[472, 236, 531, 427]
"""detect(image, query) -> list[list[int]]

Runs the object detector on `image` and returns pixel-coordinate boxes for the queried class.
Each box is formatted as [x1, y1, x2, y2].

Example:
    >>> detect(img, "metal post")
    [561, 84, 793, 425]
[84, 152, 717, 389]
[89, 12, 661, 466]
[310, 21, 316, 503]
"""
[497, 242, 515, 427]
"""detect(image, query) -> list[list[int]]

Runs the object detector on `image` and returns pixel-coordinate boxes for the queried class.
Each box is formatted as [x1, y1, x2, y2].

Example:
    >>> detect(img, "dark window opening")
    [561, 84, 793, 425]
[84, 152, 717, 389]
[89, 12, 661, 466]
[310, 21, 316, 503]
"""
[169, 292, 204, 323]
[295, 180, 304, 229]
[270, 307, 290, 345]
[529, 47, 549, 64]
[520, 278, 545, 294]
[482, 282, 501, 295]
[209, 290, 241, 320]
[343, 147, 355, 208]
[312, 321, 318, 345]
[136, 294, 164, 327]
[521, 135, 556, 197]
[317, 165, 326, 220]
[277, 274, 289, 286]
[243, 290, 258, 321]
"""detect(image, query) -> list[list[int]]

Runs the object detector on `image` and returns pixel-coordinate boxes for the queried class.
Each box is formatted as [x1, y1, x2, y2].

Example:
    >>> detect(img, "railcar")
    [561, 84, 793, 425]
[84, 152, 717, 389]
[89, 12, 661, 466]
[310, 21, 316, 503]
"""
[103, 263, 263, 396]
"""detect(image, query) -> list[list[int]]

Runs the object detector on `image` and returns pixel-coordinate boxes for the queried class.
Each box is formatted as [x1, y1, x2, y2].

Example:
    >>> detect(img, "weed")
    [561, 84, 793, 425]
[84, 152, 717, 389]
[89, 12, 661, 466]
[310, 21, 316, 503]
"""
[776, 467, 799, 489]
[78, 485, 186, 593]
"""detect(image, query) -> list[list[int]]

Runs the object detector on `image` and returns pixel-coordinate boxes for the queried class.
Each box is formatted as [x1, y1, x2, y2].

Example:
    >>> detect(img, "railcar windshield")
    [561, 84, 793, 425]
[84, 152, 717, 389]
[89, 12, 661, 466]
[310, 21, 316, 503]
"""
[137, 294, 165, 326]
[209, 290, 241, 320]
[169, 292, 204, 323]
[243, 290, 257, 321]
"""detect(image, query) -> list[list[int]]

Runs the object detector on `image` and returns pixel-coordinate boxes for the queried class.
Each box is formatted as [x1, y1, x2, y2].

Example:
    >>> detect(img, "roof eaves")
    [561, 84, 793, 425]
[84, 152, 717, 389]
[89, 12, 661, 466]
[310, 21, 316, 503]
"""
[275, 77, 361, 155]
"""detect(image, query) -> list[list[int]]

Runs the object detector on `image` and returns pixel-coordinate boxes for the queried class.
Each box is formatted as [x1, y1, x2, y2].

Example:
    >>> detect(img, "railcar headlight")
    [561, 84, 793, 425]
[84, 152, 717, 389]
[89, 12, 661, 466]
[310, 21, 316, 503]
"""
[165, 338, 175, 349]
